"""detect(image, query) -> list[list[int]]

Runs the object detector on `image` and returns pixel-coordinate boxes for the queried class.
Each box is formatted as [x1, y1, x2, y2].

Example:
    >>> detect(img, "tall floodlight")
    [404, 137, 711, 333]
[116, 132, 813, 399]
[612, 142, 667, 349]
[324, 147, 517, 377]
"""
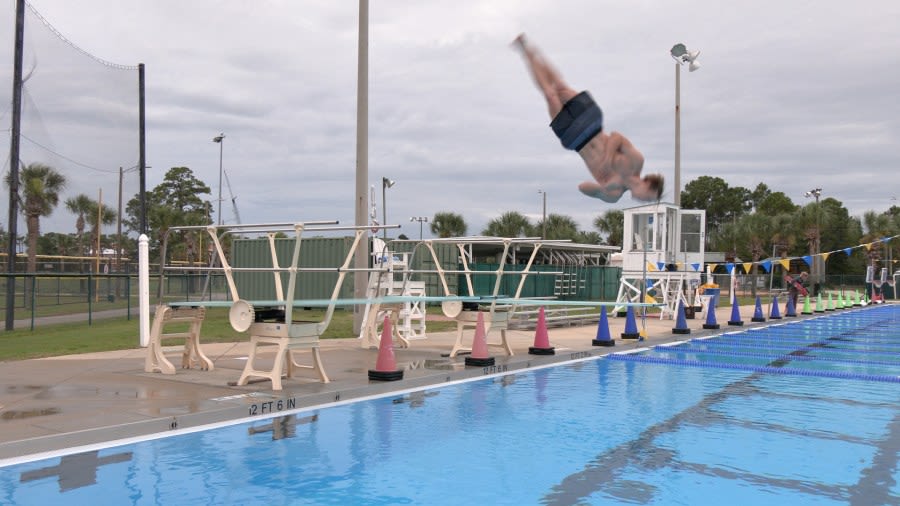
[353, 0, 370, 334]
[805, 188, 823, 289]
[212, 134, 225, 225]
[382, 177, 395, 240]
[670, 43, 701, 207]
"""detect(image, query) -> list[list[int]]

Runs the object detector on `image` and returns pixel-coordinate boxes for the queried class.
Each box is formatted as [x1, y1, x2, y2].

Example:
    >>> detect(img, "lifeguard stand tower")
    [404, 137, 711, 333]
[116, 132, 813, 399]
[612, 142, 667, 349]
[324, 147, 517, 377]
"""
[614, 203, 706, 319]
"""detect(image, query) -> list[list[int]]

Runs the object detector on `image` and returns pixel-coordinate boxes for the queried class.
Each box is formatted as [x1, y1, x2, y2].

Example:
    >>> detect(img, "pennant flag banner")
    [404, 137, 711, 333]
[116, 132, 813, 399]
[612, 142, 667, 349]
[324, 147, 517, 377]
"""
[802, 255, 812, 266]
[822, 252, 831, 262]
[709, 263, 718, 272]
[725, 263, 734, 274]
[882, 237, 891, 244]
[742, 262, 753, 274]
[691, 263, 701, 271]
[646, 262, 657, 271]
[760, 260, 772, 273]
[657, 262, 666, 271]
[843, 247, 852, 256]
[779, 259, 790, 270]
[865, 243, 873, 251]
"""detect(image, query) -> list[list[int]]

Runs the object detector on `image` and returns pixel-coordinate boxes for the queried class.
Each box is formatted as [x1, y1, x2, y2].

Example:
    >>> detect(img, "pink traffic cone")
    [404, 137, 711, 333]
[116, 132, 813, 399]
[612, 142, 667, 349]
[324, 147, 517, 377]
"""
[528, 307, 555, 355]
[465, 312, 496, 366]
[368, 316, 404, 381]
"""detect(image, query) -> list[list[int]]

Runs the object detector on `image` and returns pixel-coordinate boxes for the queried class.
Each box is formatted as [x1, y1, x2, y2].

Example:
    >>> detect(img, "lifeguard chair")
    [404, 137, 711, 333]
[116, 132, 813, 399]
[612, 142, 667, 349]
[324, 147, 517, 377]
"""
[614, 203, 706, 319]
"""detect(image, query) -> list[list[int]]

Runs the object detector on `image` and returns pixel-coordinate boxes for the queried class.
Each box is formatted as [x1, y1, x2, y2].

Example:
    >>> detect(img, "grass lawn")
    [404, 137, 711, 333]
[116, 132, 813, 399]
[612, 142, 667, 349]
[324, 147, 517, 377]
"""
[0, 307, 457, 362]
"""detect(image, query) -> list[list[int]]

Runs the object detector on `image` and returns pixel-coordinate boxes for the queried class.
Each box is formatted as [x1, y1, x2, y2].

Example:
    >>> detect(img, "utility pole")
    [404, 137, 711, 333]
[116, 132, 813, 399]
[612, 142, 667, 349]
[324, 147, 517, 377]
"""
[5, 0, 24, 331]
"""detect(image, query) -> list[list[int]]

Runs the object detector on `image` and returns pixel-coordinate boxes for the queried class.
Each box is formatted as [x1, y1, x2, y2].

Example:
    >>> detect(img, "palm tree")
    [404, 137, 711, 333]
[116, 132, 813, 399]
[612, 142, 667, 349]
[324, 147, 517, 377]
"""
[65, 194, 93, 255]
[593, 210, 624, 246]
[430, 212, 467, 238]
[5, 162, 67, 272]
[482, 211, 531, 237]
[540, 214, 579, 241]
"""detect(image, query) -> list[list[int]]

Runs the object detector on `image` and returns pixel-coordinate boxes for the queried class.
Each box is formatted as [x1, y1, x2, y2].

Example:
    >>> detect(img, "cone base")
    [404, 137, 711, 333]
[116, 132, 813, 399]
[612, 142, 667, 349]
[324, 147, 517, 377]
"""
[465, 356, 495, 367]
[751, 317, 766, 322]
[672, 328, 691, 335]
[814, 310, 825, 313]
[801, 311, 813, 315]
[769, 316, 782, 320]
[727, 320, 744, 326]
[528, 346, 555, 355]
[620, 332, 641, 340]
[784, 313, 797, 318]
[702, 323, 720, 330]
[592, 339, 615, 347]
[368, 369, 404, 381]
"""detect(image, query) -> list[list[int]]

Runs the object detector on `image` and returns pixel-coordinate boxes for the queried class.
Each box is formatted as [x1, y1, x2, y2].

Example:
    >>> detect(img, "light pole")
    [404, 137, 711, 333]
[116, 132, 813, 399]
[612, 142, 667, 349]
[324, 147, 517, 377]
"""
[212, 133, 225, 226]
[382, 177, 395, 240]
[805, 187, 823, 289]
[538, 189, 547, 239]
[670, 43, 701, 208]
[410, 216, 428, 239]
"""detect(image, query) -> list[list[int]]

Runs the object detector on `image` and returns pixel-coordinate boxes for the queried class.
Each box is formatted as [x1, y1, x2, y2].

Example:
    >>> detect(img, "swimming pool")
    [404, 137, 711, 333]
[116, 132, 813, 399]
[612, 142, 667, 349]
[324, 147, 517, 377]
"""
[1, 305, 898, 505]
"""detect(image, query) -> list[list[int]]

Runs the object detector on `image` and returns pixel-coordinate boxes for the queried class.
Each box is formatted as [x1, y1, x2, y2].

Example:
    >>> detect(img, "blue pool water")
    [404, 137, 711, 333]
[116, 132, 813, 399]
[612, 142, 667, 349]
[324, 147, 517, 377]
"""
[1, 305, 898, 505]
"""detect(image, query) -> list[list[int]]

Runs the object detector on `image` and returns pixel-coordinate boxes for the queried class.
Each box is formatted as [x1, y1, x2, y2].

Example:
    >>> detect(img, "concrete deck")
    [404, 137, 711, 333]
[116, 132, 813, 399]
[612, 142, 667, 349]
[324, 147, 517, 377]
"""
[0, 303, 794, 464]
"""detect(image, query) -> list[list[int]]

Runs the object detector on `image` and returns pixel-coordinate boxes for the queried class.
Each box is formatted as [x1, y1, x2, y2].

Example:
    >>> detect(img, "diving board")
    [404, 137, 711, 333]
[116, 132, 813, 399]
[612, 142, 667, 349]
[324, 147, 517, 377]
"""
[144, 220, 399, 390]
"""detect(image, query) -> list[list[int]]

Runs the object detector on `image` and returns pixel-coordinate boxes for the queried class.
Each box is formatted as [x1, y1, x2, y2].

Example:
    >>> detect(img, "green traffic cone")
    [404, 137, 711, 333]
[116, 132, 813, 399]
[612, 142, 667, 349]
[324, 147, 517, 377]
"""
[826, 292, 834, 311]
[814, 295, 825, 313]
[802, 295, 812, 315]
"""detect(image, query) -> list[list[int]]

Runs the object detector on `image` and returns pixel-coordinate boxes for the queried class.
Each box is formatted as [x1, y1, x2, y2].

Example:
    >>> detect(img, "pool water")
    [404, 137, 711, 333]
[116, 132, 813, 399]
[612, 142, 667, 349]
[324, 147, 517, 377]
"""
[1, 305, 898, 505]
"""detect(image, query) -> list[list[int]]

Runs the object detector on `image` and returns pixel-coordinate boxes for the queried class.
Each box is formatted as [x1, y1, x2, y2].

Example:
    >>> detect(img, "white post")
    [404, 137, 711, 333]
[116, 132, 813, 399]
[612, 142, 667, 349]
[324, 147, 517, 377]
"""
[139, 234, 150, 347]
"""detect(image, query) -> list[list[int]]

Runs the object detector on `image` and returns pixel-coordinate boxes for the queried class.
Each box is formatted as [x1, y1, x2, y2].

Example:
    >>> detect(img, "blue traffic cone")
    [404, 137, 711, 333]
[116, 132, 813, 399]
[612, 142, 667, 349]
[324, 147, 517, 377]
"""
[784, 296, 797, 317]
[592, 306, 615, 347]
[769, 295, 782, 320]
[621, 306, 641, 339]
[702, 300, 720, 330]
[727, 295, 744, 326]
[751, 295, 766, 322]
[672, 301, 691, 335]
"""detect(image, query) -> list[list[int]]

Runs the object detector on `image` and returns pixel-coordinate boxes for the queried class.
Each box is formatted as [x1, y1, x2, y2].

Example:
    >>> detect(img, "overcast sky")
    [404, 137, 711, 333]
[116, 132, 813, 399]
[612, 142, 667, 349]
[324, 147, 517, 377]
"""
[4, 0, 900, 240]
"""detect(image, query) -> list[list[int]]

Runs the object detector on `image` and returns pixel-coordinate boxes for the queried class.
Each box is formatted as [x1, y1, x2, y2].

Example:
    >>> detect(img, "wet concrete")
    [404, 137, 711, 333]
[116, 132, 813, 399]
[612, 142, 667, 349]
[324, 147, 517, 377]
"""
[0, 304, 800, 463]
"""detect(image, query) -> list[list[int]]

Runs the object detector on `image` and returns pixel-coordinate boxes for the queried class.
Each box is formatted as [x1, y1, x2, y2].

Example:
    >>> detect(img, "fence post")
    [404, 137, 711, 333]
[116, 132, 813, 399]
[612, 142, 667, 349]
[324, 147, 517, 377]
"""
[139, 234, 150, 347]
[30, 275, 35, 330]
[87, 271, 93, 325]
[126, 274, 131, 321]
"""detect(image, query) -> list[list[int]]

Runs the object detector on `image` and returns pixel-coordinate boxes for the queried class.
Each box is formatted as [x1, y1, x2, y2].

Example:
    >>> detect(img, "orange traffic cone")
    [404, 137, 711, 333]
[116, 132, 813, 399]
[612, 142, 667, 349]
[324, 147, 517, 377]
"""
[368, 316, 404, 381]
[528, 307, 555, 355]
[465, 312, 496, 366]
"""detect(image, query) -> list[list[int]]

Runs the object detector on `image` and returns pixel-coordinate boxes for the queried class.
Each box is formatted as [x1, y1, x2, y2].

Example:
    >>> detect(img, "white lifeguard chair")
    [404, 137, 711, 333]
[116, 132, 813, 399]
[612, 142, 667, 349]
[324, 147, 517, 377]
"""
[614, 203, 706, 319]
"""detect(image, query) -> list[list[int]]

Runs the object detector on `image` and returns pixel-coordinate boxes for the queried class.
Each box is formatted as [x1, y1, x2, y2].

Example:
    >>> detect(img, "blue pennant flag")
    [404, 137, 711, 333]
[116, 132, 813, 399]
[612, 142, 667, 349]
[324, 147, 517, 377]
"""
[657, 262, 666, 271]
[690, 263, 700, 271]
[802, 255, 813, 266]
[843, 247, 852, 256]
[760, 260, 772, 273]
[725, 263, 734, 274]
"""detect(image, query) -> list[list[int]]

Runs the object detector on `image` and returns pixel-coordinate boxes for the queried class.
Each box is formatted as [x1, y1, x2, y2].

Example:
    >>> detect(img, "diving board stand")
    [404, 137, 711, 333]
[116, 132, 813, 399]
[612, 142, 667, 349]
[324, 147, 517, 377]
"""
[145, 220, 397, 391]
[144, 305, 213, 374]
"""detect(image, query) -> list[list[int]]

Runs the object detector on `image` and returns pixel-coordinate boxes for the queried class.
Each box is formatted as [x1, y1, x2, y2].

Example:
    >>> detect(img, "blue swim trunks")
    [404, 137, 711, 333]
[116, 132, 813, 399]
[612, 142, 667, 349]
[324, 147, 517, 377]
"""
[549, 91, 603, 151]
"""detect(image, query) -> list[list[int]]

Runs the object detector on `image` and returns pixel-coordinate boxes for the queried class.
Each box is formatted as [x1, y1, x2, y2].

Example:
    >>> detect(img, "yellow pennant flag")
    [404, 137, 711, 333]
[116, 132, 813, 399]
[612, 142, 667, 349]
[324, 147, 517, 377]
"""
[647, 261, 657, 271]
[864, 242, 873, 251]
[779, 258, 790, 270]
[822, 252, 831, 262]
[742, 262, 753, 274]
[708, 263, 718, 272]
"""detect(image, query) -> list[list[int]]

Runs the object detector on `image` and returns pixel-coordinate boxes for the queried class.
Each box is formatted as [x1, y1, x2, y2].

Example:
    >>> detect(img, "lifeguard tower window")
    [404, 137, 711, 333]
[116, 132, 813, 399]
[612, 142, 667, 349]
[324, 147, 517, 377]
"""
[680, 213, 702, 252]
[631, 213, 659, 251]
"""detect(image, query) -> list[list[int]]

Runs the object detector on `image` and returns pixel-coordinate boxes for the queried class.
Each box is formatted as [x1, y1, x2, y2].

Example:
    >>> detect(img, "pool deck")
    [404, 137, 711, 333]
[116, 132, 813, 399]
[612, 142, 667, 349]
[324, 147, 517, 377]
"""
[0, 303, 812, 463]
